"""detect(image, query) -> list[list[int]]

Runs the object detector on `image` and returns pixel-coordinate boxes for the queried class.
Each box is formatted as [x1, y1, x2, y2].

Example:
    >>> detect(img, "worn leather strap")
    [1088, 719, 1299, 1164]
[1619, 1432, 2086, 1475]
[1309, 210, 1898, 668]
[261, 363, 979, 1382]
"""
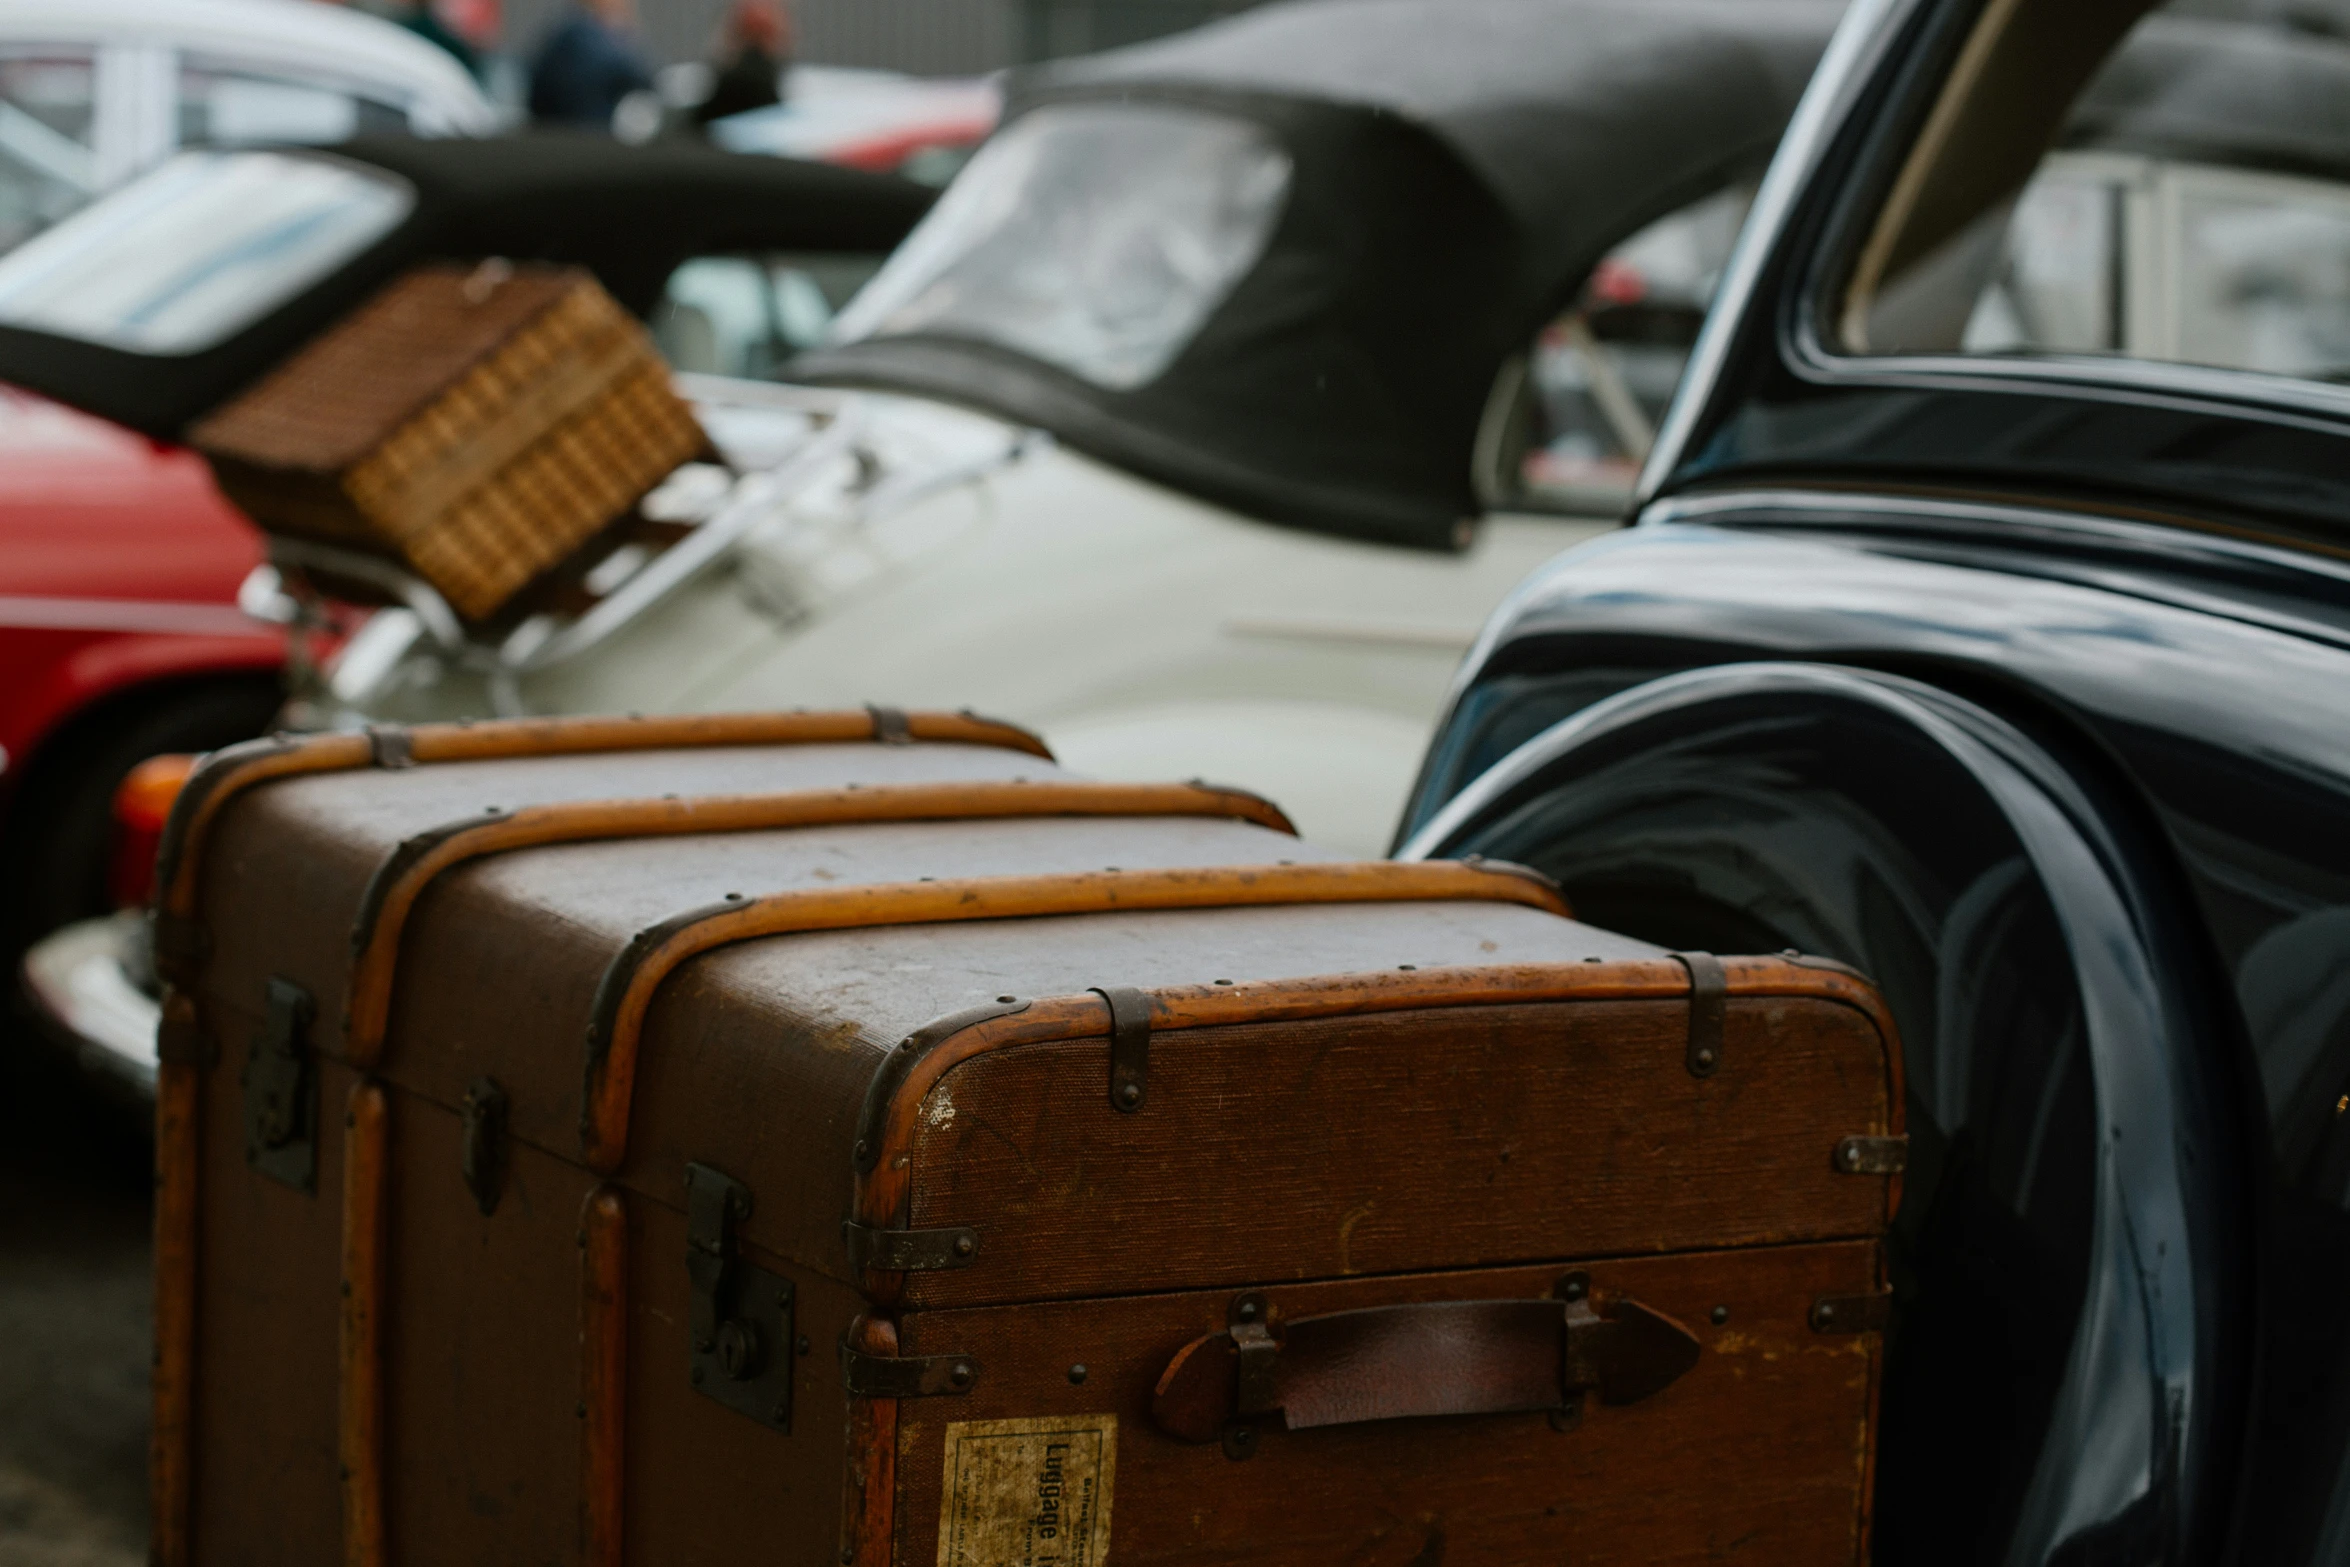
[1282, 1300, 1566, 1429]
[1152, 1293, 1700, 1442]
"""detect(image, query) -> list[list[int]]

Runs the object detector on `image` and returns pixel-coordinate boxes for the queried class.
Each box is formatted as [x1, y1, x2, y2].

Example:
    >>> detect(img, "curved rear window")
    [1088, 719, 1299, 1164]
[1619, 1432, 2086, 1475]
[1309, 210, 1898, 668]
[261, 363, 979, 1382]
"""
[0, 149, 412, 355]
[826, 101, 1292, 391]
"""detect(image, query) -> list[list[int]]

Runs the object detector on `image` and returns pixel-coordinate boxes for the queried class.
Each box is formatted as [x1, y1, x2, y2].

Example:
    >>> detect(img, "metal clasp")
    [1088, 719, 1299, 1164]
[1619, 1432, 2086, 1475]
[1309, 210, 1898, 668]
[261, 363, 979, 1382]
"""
[1224, 1292, 1277, 1460]
[1091, 985, 1151, 1113]
[840, 1343, 980, 1397]
[685, 1162, 797, 1433]
[242, 977, 317, 1191]
[459, 1077, 509, 1215]
[1834, 1134, 1908, 1175]
[1670, 951, 1726, 1076]
[842, 1219, 980, 1272]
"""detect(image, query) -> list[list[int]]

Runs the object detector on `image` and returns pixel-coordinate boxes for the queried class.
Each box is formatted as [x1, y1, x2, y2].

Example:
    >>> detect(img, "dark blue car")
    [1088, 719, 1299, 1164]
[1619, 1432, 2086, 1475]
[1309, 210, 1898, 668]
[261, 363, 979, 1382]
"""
[1398, 0, 2350, 1561]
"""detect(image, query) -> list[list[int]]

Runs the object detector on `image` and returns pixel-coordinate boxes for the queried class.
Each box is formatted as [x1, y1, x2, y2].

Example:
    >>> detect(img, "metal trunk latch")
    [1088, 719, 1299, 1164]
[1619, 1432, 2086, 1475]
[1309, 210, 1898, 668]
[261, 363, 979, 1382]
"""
[1669, 951, 1727, 1077]
[459, 1077, 509, 1215]
[1224, 1292, 1277, 1461]
[685, 1162, 797, 1433]
[1811, 1292, 1894, 1334]
[242, 977, 317, 1191]
[1090, 985, 1151, 1113]
[1834, 1134, 1908, 1175]
[840, 1342, 981, 1398]
[842, 1219, 980, 1273]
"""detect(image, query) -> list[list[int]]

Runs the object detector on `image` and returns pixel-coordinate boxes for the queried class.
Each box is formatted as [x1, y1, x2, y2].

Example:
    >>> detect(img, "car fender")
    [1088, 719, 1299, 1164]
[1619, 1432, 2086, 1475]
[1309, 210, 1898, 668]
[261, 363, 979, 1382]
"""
[1402, 659, 2248, 1565]
[0, 624, 278, 783]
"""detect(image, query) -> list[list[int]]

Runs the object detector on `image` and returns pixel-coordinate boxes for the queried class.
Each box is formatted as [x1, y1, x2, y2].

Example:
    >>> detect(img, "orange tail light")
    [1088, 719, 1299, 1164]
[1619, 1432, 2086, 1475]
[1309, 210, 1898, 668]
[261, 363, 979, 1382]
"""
[110, 753, 199, 911]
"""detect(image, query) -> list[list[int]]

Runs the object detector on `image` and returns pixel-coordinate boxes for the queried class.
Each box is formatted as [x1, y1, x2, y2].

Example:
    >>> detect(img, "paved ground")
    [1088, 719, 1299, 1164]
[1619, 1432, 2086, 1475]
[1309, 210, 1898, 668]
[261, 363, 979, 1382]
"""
[0, 1022, 151, 1567]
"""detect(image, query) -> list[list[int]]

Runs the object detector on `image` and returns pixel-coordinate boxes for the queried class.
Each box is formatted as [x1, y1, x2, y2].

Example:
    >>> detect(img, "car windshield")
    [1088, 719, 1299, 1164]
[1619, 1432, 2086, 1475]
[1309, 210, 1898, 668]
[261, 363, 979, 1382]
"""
[652, 252, 892, 380]
[0, 149, 412, 355]
[825, 100, 1293, 391]
[1834, 0, 2350, 389]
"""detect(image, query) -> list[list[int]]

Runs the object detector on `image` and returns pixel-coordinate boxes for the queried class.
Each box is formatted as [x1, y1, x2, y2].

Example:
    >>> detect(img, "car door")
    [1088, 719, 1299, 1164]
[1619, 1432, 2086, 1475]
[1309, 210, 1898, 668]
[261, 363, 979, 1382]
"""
[1407, 0, 2350, 1561]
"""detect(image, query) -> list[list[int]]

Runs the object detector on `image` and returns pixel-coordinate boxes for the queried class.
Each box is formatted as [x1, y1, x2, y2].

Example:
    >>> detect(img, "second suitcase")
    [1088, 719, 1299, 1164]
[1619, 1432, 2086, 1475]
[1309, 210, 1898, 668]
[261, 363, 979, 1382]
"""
[150, 709, 1903, 1566]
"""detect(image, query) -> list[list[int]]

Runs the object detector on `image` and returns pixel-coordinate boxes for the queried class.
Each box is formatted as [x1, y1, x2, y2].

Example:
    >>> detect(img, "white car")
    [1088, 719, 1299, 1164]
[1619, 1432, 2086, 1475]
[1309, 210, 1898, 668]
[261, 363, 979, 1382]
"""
[0, 0, 495, 251]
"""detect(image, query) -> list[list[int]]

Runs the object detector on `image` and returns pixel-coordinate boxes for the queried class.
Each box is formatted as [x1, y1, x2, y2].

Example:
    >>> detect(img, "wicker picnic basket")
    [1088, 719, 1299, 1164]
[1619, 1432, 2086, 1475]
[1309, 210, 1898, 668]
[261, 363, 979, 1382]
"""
[190, 261, 706, 622]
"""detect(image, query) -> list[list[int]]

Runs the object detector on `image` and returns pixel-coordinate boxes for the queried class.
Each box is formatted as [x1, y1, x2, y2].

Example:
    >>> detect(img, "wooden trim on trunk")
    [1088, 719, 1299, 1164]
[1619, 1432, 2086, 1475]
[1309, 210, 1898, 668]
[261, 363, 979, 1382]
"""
[141, 710, 1059, 1542]
[339, 1081, 391, 1567]
[850, 956, 1908, 1271]
[841, 1315, 900, 1567]
[149, 1044, 201, 1567]
[152, 732, 372, 985]
[578, 860, 1572, 1172]
[341, 780, 1296, 1070]
[580, 1186, 628, 1567]
[149, 708, 1053, 984]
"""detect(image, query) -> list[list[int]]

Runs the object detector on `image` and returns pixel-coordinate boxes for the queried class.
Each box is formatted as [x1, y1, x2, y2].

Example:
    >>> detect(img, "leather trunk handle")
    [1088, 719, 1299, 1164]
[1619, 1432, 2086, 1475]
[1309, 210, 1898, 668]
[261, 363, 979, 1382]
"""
[1151, 1292, 1700, 1443]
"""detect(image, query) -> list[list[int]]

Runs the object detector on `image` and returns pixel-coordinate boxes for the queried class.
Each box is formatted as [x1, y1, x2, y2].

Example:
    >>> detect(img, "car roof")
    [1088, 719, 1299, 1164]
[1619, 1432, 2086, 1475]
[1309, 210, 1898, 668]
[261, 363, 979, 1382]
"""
[799, 0, 1841, 551]
[0, 0, 493, 126]
[1032, 0, 1838, 292]
[2069, 15, 2350, 179]
[0, 135, 934, 440]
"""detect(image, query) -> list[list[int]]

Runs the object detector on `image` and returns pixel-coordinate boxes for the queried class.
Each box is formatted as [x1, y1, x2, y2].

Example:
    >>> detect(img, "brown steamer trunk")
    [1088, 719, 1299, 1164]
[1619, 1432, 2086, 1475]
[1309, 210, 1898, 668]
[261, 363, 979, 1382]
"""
[150, 710, 1903, 1567]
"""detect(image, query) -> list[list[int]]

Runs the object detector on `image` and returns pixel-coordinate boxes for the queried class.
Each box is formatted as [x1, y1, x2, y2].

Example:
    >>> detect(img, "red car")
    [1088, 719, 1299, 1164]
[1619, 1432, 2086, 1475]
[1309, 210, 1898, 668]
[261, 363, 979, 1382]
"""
[0, 386, 281, 974]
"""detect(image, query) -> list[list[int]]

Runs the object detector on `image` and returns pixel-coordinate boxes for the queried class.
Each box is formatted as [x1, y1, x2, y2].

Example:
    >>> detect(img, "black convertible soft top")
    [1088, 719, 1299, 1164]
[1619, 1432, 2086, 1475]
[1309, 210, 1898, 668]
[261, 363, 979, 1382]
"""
[1043, 0, 1833, 305]
[0, 134, 933, 440]
[797, 0, 1840, 549]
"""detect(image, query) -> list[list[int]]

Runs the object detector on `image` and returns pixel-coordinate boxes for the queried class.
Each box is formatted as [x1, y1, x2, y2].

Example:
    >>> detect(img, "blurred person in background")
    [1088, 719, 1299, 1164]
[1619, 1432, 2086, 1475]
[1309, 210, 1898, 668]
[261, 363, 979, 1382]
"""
[370, 0, 484, 77]
[436, 0, 507, 68]
[529, 0, 652, 127]
[693, 0, 792, 126]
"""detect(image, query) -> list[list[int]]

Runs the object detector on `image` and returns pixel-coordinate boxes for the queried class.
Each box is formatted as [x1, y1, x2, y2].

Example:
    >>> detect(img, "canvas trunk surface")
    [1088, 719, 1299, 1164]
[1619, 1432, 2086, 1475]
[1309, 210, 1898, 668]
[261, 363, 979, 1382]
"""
[151, 713, 1901, 1566]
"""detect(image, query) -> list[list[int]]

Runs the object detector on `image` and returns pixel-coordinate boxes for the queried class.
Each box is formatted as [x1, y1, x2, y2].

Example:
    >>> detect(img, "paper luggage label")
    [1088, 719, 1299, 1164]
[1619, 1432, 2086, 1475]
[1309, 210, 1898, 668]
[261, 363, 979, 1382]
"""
[937, 1414, 1117, 1567]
